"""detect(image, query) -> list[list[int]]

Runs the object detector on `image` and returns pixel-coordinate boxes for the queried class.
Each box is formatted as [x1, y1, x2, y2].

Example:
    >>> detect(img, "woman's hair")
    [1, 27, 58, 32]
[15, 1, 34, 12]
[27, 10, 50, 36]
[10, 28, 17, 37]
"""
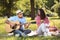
[38, 9, 46, 20]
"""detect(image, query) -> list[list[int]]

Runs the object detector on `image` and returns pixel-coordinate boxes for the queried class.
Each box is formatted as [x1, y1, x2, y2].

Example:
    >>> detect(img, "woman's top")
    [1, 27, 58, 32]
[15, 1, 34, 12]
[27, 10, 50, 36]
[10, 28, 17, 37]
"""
[35, 15, 49, 27]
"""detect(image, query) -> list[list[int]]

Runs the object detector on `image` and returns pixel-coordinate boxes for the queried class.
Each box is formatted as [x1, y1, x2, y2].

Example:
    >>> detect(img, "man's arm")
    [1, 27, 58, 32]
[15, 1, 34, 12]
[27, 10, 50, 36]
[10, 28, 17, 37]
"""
[24, 22, 31, 28]
[5, 20, 11, 24]
[5, 20, 21, 30]
[5, 20, 16, 26]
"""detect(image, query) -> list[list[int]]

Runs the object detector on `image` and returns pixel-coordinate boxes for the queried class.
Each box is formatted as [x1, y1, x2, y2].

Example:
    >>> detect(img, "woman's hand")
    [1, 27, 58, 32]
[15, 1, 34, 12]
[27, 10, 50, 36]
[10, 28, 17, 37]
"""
[41, 20, 44, 23]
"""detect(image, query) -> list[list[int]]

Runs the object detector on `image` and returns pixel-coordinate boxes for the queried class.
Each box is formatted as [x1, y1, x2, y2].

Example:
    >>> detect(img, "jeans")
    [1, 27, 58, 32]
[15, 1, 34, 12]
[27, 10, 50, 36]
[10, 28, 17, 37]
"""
[14, 25, 25, 36]
[14, 30, 23, 36]
[14, 25, 31, 36]
[36, 23, 51, 36]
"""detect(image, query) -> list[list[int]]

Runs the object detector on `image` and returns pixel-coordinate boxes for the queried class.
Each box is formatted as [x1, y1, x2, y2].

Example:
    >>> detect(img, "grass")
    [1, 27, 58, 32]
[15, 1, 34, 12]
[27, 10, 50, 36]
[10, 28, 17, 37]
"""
[0, 17, 60, 40]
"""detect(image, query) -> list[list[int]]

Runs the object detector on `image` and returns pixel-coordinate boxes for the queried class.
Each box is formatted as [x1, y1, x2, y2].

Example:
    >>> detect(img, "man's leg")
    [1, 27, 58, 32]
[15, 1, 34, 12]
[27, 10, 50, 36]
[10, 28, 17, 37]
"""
[14, 30, 27, 37]
[24, 29, 31, 35]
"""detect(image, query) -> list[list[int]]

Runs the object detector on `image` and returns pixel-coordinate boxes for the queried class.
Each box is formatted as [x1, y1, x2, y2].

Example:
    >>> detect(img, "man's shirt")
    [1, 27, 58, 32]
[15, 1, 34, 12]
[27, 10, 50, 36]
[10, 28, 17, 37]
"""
[8, 16, 26, 24]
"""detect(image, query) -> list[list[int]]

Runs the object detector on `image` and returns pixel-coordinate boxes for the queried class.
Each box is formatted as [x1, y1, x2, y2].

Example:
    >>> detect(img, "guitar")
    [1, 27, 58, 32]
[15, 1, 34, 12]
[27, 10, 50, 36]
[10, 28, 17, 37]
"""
[5, 21, 36, 33]
[5, 21, 21, 33]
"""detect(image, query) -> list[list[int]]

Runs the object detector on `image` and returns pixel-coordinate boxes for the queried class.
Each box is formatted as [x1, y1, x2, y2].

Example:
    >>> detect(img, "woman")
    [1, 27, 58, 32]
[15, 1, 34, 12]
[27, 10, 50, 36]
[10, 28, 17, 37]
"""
[35, 9, 50, 36]
[27, 9, 51, 36]
[35, 9, 49, 27]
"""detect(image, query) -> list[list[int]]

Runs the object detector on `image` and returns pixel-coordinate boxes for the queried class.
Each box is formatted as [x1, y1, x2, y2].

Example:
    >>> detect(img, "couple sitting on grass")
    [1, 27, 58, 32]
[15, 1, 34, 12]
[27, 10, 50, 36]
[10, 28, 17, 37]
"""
[5, 9, 60, 37]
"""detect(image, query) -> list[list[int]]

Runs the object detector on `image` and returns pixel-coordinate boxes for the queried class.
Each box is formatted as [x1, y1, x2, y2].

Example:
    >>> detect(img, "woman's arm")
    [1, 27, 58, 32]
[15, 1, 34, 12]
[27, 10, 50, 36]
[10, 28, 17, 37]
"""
[35, 16, 41, 27]
[40, 20, 44, 23]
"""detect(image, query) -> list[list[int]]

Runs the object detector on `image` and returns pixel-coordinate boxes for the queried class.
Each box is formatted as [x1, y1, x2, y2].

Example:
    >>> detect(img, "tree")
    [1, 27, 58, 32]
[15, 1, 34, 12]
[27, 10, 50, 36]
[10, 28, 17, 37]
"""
[51, 3, 60, 18]
[45, 0, 55, 9]
[0, 0, 19, 18]
[30, 0, 35, 20]
[51, 0, 60, 18]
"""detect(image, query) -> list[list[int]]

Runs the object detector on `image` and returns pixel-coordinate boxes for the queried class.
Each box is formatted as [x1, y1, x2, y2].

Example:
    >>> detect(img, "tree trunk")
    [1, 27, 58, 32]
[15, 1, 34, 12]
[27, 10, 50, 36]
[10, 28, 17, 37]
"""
[30, 0, 35, 20]
[3, 0, 13, 18]
[57, 0, 60, 2]
[57, 8, 60, 18]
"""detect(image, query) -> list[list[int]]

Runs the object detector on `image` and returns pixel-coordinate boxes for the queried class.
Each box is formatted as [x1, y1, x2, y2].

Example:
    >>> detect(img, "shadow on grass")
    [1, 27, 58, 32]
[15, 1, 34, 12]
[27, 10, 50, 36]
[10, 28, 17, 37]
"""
[0, 23, 5, 25]
[50, 18, 60, 20]
[0, 35, 60, 40]
[12, 36, 60, 40]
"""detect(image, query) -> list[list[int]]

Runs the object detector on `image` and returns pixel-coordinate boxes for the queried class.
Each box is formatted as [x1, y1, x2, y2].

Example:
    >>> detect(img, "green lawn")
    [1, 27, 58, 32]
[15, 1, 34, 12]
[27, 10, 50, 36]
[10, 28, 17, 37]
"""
[0, 17, 60, 40]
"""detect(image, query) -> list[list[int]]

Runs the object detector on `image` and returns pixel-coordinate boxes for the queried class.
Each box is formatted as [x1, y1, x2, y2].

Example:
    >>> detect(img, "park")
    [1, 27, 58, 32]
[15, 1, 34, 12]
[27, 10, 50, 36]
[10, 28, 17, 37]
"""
[0, 0, 60, 40]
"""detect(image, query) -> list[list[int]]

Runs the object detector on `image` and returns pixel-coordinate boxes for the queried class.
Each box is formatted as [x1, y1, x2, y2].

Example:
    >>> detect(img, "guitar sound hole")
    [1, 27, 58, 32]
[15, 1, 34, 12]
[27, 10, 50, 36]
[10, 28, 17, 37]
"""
[12, 24, 17, 29]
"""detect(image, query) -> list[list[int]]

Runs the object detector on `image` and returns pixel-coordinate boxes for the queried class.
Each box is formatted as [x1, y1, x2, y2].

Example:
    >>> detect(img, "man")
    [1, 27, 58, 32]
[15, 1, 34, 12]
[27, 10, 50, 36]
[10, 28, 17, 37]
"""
[5, 10, 31, 37]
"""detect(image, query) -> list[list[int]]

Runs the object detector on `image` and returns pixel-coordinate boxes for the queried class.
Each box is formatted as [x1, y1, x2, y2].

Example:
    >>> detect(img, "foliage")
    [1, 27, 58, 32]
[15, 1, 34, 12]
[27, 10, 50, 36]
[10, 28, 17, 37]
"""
[51, 1, 60, 18]
[0, 0, 20, 17]
[0, 0, 60, 18]
[45, 0, 55, 9]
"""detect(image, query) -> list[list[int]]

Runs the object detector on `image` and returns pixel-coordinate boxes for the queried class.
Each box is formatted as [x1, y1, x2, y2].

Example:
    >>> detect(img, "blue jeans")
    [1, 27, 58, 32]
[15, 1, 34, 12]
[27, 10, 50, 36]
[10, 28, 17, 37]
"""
[14, 26, 31, 36]
[14, 26, 25, 36]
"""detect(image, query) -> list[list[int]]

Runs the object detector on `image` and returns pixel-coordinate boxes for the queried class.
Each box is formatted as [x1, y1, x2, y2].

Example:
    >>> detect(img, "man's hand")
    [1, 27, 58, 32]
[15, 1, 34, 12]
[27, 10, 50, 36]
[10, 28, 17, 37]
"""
[24, 22, 31, 28]
[15, 21, 20, 25]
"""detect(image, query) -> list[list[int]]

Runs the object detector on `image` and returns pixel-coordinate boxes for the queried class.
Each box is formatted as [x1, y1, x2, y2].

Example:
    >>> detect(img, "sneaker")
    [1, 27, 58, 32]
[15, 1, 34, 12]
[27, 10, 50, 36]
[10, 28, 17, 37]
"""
[8, 33, 14, 36]
[15, 34, 20, 37]
[27, 31, 37, 36]
[21, 33, 27, 37]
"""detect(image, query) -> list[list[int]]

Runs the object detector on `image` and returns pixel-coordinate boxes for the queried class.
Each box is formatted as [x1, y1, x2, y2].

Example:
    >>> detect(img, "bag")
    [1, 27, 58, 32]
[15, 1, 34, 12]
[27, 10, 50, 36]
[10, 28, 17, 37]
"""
[49, 26, 58, 32]
[57, 30, 60, 33]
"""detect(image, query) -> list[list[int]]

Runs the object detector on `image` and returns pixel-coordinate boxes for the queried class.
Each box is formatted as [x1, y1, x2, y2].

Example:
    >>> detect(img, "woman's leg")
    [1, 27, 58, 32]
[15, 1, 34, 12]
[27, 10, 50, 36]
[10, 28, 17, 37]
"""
[27, 23, 46, 36]
[27, 23, 49, 36]
[36, 23, 48, 36]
